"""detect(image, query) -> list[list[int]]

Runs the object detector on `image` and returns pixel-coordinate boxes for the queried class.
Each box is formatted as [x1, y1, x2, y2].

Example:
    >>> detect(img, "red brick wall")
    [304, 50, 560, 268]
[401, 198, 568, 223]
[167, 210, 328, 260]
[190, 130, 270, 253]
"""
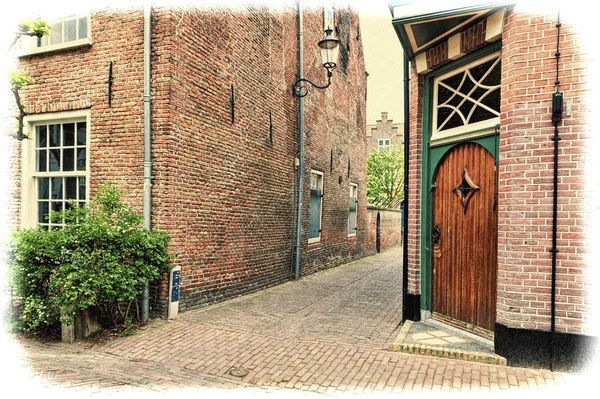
[15, 5, 369, 315]
[366, 207, 402, 251]
[150, 5, 369, 312]
[17, 9, 146, 206]
[407, 62, 423, 296]
[299, 7, 370, 275]
[498, 8, 593, 335]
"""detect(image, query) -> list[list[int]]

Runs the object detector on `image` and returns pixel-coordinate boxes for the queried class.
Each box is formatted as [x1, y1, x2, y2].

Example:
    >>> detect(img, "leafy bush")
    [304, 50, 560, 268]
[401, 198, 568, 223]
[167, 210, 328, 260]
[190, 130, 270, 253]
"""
[9, 184, 172, 333]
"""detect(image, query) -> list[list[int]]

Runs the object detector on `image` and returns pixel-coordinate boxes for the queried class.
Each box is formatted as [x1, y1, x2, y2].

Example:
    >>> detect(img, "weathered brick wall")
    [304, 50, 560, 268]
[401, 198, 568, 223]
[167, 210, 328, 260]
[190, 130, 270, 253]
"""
[151, 5, 370, 312]
[151, 5, 299, 312]
[497, 7, 593, 335]
[17, 9, 146, 208]
[407, 63, 423, 296]
[298, 7, 371, 276]
[13, 5, 370, 316]
[366, 207, 402, 251]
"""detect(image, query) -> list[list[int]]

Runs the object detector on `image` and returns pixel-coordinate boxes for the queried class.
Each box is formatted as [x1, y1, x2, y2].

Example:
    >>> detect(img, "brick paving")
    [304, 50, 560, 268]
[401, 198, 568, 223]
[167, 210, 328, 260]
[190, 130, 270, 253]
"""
[2, 245, 588, 397]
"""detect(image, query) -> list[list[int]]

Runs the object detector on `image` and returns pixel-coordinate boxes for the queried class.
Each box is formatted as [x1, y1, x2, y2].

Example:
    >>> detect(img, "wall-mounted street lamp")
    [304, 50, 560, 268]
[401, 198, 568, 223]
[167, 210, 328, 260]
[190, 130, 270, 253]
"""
[292, 28, 340, 97]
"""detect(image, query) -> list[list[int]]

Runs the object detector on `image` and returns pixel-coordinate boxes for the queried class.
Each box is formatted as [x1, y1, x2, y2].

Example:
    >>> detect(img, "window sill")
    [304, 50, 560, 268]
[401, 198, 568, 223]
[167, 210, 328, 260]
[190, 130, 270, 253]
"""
[20, 38, 93, 57]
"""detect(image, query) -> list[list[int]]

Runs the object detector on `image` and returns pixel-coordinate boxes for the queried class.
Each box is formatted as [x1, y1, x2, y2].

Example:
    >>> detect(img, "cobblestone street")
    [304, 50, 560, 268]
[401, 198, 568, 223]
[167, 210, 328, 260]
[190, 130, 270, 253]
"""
[2, 245, 591, 397]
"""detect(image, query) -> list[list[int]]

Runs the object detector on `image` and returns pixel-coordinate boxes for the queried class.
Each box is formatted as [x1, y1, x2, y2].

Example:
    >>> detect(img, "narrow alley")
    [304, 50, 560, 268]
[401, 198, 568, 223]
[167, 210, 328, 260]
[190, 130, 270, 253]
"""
[3, 245, 583, 397]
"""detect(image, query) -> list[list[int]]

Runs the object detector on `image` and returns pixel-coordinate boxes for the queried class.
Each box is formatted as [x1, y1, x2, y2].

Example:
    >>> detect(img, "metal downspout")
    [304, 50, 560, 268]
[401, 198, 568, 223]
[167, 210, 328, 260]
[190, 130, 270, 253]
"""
[294, 0, 304, 281]
[550, 12, 562, 372]
[141, 3, 152, 321]
[402, 54, 410, 321]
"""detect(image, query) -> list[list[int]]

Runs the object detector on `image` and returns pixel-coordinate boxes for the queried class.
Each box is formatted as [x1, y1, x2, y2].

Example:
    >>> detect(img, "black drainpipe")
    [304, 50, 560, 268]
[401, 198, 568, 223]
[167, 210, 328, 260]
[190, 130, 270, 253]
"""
[549, 11, 562, 372]
[402, 53, 410, 322]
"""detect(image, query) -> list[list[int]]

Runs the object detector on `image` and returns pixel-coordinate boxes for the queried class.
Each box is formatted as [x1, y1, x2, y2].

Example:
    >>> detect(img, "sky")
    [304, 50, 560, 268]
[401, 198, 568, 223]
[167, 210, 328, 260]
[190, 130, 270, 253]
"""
[359, 2, 404, 126]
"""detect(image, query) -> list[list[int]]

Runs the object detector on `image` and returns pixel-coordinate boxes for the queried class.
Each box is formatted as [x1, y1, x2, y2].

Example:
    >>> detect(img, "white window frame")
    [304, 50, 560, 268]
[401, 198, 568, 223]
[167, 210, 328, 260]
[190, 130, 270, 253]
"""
[21, 12, 92, 56]
[308, 170, 324, 244]
[348, 183, 358, 237]
[431, 51, 501, 143]
[21, 110, 91, 228]
[378, 139, 390, 152]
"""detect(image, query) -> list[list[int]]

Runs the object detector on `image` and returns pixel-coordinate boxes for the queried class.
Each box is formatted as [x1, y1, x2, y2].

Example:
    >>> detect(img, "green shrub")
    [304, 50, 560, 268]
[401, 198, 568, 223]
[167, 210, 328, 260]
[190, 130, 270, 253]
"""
[9, 184, 172, 333]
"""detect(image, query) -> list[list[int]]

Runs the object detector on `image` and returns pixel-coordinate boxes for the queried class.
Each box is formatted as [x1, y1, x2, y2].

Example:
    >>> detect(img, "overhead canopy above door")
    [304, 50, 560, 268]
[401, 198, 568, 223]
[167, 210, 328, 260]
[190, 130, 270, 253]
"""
[390, 1, 512, 61]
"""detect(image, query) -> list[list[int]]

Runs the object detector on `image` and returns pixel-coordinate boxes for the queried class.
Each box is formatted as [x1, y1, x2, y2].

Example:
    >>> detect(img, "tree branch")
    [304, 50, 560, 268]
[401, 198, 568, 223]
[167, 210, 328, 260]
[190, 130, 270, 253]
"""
[11, 87, 27, 141]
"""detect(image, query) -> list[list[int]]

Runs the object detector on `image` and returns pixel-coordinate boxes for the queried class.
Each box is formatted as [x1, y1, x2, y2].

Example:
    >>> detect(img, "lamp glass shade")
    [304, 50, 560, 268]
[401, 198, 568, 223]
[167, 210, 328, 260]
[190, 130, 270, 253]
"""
[318, 28, 340, 69]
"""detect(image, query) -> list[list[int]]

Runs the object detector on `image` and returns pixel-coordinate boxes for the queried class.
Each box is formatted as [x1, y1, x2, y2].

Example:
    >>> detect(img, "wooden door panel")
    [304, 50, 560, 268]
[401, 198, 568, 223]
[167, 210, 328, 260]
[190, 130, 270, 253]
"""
[432, 143, 497, 332]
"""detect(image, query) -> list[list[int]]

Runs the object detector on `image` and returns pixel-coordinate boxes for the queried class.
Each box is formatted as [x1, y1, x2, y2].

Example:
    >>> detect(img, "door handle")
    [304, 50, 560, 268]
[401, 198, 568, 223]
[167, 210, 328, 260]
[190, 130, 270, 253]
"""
[432, 224, 441, 244]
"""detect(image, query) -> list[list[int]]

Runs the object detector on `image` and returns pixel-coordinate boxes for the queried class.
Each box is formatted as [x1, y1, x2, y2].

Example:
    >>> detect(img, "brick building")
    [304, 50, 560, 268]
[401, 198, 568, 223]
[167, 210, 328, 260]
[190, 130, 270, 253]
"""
[391, 1, 597, 370]
[8, 4, 371, 317]
[366, 111, 404, 153]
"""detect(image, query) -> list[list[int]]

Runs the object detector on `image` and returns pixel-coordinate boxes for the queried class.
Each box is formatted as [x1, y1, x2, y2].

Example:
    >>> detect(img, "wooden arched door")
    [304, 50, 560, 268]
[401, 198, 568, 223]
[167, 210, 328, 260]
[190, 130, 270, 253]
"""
[432, 142, 498, 334]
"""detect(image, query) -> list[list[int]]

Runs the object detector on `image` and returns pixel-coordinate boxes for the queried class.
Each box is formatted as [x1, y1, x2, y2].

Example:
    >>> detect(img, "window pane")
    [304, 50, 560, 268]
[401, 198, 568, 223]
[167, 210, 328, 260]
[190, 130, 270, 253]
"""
[309, 188, 322, 239]
[37, 126, 47, 148]
[38, 202, 49, 223]
[63, 148, 74, 171]
[51, 201, 63, 213]
[37, 150, 47, 172]
[49, 149, 61, 171]
[65, 18, 77, 42]
[78, 177, 86, 200]
[63, 123, 75, 146]
[49, 124, 61, 147]
[77, 148, 86, 171]
[51, 177, 63, 199]
[66, 177, 77, 199]
[50, 22, 62, 44]
[77, 123, 87, 145]
[78, 17, 88, 40]
[38, 177, 49, 200]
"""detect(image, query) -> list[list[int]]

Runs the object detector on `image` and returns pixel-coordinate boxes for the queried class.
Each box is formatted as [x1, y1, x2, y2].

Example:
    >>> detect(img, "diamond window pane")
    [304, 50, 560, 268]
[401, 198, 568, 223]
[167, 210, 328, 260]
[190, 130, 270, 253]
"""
[437, 108, 452, 130]
[459, 77, 475, 96]
[441, 72, 463, 92]
[459, 102, 472, 120]
[51, 177, 63, 199]
[480, 89, 500, 112]
[435, 53, 501, 135]
[469, 59, 495, 81]
[470, 106, 497, 124]
[440, 113, 463, 131]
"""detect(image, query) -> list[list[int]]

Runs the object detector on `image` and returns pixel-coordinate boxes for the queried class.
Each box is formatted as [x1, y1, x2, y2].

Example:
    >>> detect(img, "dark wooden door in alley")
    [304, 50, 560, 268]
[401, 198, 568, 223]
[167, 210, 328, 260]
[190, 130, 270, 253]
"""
[432, 142, 498, 334]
